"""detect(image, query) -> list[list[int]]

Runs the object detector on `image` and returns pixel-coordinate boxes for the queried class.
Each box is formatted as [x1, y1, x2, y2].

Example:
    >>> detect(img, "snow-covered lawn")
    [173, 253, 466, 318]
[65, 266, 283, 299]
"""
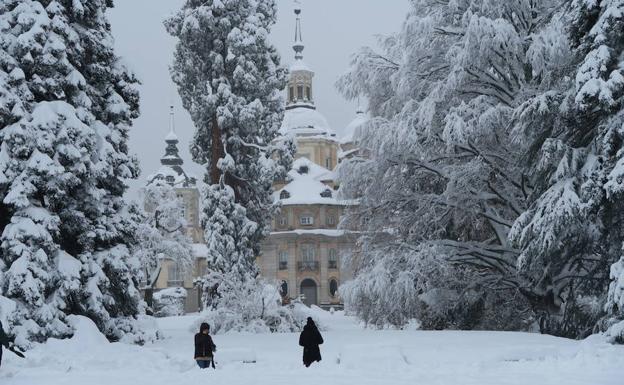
[2, 308, 623, 385]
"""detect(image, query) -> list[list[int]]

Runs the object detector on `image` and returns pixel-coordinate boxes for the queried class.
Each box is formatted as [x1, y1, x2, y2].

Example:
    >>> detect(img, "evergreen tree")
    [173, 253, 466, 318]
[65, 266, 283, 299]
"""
[0, 0, 143, 346]
[165, 0, 292, 302]
[509, 0, 624, 337]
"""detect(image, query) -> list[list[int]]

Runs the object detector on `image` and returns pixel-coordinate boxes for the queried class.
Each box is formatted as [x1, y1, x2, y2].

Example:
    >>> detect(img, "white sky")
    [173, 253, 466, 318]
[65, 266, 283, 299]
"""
[107, 0, 408, 199]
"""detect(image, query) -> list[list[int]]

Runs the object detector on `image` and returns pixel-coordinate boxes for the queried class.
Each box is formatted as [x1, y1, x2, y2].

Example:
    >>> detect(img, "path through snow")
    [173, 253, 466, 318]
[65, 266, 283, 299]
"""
[1, 308, 623, 385]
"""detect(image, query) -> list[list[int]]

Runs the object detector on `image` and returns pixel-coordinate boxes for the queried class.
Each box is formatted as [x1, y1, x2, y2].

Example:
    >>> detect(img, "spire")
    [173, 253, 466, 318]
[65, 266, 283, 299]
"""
[293, 2, 304, 60]
[166, 104, 178, 141]
[162, 105, 182, 167]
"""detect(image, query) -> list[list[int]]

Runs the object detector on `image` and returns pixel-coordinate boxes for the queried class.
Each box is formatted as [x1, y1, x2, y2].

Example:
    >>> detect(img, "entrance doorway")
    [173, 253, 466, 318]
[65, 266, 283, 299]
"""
[300, 279, 318, 306]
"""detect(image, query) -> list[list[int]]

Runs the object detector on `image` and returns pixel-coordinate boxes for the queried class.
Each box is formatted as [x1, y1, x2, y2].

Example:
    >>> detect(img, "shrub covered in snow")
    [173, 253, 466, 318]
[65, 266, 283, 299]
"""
[602, 256, 624, 344]
[194, 272, 318, 334]
[153, 288, 188, 318]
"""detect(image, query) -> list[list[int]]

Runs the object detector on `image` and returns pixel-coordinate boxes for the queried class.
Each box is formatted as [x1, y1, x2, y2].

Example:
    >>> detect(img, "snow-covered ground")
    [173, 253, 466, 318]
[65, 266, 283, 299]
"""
[2, 308, 623, 385]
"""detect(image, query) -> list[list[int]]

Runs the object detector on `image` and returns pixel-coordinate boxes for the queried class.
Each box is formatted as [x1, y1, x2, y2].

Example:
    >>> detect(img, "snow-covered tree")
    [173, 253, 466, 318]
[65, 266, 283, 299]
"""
[339, 0, 624, 338]
[0, 0, 144, 346]
[509, 0, 624, 337]
[134, 181, 193, 289]
[165, 0, 293, 316]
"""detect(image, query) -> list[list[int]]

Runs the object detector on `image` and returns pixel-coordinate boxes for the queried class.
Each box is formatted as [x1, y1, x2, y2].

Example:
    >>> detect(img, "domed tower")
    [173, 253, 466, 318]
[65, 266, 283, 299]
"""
[340, 105, 368, 161]
[286, 8, 314, 108]
[280, 5, 339, 170]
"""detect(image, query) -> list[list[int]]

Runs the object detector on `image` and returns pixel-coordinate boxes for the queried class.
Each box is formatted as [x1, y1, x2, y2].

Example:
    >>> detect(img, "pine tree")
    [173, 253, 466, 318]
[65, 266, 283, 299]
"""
[165, 0, 292, 303]
[0, 0, 144, 346]
[509, 0, 624, 337]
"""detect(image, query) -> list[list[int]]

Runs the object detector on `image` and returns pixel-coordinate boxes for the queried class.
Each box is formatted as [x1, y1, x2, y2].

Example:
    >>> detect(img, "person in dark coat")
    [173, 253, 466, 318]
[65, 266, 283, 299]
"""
[299, 317, 323, 367]
[194, 322, 216, 369]
[0, 321, 8, 368]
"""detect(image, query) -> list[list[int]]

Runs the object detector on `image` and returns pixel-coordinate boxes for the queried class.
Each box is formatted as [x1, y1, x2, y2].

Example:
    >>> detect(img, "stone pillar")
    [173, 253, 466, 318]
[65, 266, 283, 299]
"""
[288, 238, 298, 298]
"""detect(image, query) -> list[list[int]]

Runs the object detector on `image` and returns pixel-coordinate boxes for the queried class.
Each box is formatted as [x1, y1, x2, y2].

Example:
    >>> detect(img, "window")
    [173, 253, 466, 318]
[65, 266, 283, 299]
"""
[280, 190, 291, 199]
[180, 202, 186, 219]
[300, 216, 314, 226]
[278, 216, 288, 226]
[167, 261, 186, 287]
[328, 249, 338, 269]
[288, 86, 294, 102]
[297, 85, 304, 100]
[320, 189, 332, 198]
[301, 245, 315, 261]
[325, 157, 332, 169]
[326, 215, 336, 226]
[306, 86, 311, 100]
[279, 251, 288, 270]
[329, 279, 338, 297]
[166, 175, 175, 185]
[299, 245, 318, 270]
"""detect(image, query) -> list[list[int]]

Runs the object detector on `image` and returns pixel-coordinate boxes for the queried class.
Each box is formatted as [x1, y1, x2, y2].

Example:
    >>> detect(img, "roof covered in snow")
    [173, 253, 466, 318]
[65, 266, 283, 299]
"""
[275, 158, 348, 206]
[288, 157, 335, 182]
[280, 106, 337, 140]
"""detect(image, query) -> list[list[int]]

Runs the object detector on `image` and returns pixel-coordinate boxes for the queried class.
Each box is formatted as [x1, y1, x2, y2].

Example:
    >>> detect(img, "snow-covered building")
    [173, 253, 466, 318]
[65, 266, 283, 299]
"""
[144, 107, 204, 312]
[257, 7, 357, 309]
[147, 7, 363, 312]
[146, 106, 202, 244]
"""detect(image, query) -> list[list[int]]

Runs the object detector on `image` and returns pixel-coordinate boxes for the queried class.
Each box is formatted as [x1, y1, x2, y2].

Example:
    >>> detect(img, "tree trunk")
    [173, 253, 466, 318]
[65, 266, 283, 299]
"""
[210, 114, 225, 185]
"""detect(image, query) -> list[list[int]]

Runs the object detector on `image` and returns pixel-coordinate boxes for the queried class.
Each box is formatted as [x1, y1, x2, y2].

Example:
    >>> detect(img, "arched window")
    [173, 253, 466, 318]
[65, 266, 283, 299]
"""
[288, 86, 294, 102]
[297, 85, 304, 100]
[329, 279, 338, 297]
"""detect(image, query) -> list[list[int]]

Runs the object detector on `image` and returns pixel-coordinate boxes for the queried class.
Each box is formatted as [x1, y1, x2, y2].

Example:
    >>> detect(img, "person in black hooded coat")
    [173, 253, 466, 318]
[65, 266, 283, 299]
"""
[299, 317, 323, 367]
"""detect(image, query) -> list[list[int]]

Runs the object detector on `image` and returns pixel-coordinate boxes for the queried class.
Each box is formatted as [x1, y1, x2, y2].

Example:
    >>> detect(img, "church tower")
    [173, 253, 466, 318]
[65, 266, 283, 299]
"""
[279, 5, 339, 170]
[286, 8, 314, 108]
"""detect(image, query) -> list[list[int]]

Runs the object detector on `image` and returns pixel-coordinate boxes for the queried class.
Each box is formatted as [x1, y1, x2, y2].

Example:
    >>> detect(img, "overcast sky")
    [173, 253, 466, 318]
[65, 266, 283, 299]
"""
[108, 0, 408, 199]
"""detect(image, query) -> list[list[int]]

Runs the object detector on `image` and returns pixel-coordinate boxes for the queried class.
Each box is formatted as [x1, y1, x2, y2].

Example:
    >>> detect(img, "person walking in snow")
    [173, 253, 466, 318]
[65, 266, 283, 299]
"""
[194, 322, 216, 369]
[299, 317, 323, 367]
[0, 320, 7, 368]
[0, 320, 24, 368]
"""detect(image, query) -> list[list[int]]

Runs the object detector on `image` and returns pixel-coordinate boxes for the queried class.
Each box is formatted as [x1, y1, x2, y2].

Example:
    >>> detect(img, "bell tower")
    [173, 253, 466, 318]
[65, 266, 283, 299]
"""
[286, 6, 315, 110]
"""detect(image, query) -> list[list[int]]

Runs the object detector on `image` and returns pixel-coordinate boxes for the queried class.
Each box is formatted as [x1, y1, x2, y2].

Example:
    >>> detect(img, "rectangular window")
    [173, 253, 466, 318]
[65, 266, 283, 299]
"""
[167, 261, 186, 287]
[325, 157, 332, 169]
[297, 85, 304, 100]
[279, 251, 288, 270]
[328, 249, 338, 269]
[279, 216, 288, 226]
[326, 216, 336, 226]
[289, 86, 294, 102]
[301, 246, 315, 261]
[300, 216, 314, 226]
[306, 86, 311, 100]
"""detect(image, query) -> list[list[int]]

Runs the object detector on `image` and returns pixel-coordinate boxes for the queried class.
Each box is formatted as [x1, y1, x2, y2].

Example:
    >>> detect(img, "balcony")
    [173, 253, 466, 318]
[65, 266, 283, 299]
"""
[298, 261, 319, 271]
[279, 261, 288, 270]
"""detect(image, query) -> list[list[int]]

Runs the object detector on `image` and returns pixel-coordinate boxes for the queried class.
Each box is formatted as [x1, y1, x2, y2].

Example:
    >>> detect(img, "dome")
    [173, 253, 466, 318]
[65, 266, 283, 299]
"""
[280, 107, 337, 138]
[341, 107, 368, 144]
